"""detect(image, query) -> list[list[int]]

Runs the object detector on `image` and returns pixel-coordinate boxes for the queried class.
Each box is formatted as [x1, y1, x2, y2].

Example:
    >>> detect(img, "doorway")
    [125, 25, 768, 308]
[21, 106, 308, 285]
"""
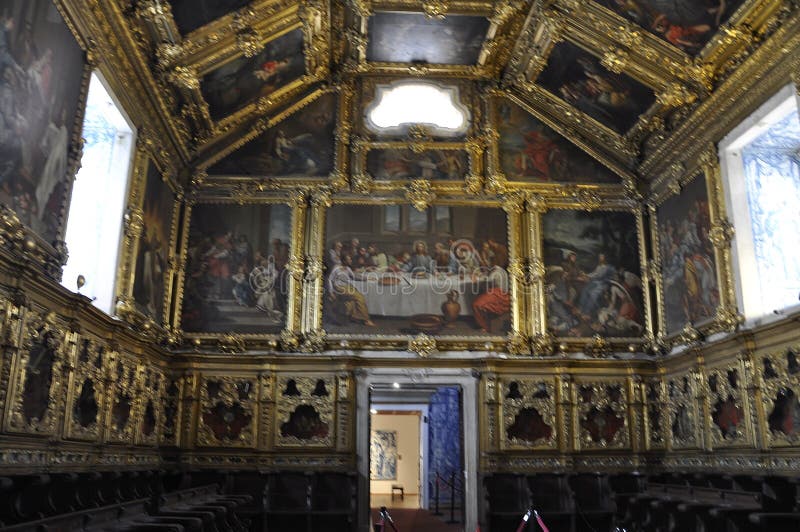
[357, 368, 478, 532]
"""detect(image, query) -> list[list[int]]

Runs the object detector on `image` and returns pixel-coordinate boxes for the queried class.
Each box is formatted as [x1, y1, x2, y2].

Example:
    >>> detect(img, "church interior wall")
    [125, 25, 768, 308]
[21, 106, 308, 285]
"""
[0, 0, 799, 529]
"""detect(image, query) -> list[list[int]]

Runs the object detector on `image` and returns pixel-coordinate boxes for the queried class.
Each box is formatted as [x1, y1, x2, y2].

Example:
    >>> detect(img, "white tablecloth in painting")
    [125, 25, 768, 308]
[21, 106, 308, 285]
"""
[350, 274, 483, 317]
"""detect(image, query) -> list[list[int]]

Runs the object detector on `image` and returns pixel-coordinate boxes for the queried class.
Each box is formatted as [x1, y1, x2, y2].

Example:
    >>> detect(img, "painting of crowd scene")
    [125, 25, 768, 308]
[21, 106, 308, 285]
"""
[200, 28, 305, 121]
[543, 210, 645, 338]
[323, 205, 511, 337]
[596, 0, 745, 54]
[208, 93, 336, 177]
[180, 203, 292, 334]
[496, 99, 620, 184]
[0, 0, 85, 243]
[656, 174, 719, 334]
[132, 161, 175, 324]
[537, 42, 655, 134]
[366, 149, 469, 181]
[168, 0, 251, 35]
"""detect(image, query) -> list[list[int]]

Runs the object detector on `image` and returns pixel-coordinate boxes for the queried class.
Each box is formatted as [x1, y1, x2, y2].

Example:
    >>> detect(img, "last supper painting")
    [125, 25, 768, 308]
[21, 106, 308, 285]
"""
[323, 204, 511, 337]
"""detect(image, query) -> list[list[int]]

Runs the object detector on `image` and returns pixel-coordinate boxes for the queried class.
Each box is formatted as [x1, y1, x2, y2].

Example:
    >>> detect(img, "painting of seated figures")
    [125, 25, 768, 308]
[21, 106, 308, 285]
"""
[323, 204, 511, 337]
[543, 209, 645, 338]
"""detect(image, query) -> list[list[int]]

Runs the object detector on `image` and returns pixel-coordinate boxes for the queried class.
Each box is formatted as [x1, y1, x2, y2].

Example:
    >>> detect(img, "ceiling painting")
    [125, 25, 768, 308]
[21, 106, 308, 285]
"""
[536, 42, 656, 134]
[200, 28, 305, 121]
[366, 149, 469, 181]
[169, 0, 252, 35]
[594, 0, 747, 54]
[208, 93, 336, 177]
[366, 12, 490, 65]
[496, 99, 621, 184]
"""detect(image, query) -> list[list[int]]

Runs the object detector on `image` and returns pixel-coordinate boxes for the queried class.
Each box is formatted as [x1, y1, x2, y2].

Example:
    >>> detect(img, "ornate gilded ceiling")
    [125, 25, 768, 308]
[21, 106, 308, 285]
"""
[119, 0, 790, 188]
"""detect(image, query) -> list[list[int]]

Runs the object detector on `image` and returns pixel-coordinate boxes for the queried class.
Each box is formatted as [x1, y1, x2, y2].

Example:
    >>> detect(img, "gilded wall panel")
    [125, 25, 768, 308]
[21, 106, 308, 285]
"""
[574, 379, 630, 451]
[499, 377, 557, 450]
[64, 336, 109, 442]
[666, 369, 702, 450]
[136, 366, 165, 446]
[105, 352, 142, 444]
[759, 346, 800, 448]
[705, 358, 754, 448]
[275, 374, 335, 448]
[197, 375, 257, 448]
[2, 308, 70, 437]
[160, 373, 183, 447]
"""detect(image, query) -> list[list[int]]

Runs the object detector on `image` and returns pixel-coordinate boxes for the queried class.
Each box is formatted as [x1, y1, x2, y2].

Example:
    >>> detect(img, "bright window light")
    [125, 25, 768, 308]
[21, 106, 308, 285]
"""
[367, 83, 468, 133]
[719, 83, 800, 323]
[62, 72, 135, 314]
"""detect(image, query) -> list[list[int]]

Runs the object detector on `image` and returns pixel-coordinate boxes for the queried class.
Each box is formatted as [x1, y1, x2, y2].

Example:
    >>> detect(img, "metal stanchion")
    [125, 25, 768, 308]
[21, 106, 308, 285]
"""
[447, 471, 457, 524]
[433, 473, 441, 515]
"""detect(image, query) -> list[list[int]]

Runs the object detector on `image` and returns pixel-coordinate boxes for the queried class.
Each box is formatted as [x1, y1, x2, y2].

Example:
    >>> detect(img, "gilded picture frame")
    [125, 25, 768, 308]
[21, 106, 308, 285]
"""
[532, 204, 653, 351]
[115, 148, 182, 332]
[352, 78, 484, 195]
[0, 0, 92, 280]
[197, 88, 347, 190]
[304, 194, 527, 353]
[172, 192, 306, 349]
[648, 150, 739, 347]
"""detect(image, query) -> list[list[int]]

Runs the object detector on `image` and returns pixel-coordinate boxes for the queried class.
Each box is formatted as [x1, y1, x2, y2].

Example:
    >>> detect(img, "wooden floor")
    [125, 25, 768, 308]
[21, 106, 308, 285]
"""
[370, 507, 464, 532]
[370, 493, 421, 509]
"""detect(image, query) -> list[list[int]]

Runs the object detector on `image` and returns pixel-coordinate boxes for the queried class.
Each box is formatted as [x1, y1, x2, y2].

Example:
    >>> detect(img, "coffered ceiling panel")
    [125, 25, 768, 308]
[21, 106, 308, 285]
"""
[200, 27, 306, 121]
[207, 92, 337, 176]
[593, 0, 747, 55]
[495, 98, 622, 184]
[366, 11, 490, 64]
[536, 41, 656, 134]
[169, 0, 252, 35]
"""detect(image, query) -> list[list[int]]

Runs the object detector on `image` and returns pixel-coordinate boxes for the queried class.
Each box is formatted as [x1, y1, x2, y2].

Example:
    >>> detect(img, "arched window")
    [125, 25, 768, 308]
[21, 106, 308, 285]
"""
[719, 84, 800, 323]
[61, 72, 135, 313]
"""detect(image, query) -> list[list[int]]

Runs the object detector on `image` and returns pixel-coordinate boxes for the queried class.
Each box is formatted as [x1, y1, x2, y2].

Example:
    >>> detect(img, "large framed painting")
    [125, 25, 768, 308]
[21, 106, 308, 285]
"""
[207, 92, 336, 178]
[0, 0, 87, 245]
[323, 204, 513, 338]
[370, 430, 398, 480]
[200, 27, 306, 121]
[542, 209, 647, 338]
[177, 201, 296, 335]
[655, 173, 719, 335]
[494, 97, 620, 184]
[365, 148, 469, 182]
[594, 0, 747, 55]
[131, 160, 178, 325]
[536, 41, 655, 134]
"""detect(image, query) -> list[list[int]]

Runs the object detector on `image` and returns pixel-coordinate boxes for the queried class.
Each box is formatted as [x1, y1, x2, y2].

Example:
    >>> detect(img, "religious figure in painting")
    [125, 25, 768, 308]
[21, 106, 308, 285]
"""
[324, 206, 511, 336]
[496, 99, 620, 183]
[600, 0, 743, 54]
[327, 253, 376, 327]
[543, 211, 645, 337]
[180, 204, 291, 334]
[0, 3, 83, 242]
[658, 177, 718, 332]
[472, 258, 511, 334]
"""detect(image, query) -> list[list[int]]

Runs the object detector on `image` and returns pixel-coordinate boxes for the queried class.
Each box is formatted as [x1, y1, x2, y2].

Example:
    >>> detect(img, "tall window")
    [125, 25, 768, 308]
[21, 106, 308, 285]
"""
[62, 73, 135, 313]
[719, 84, 800, 323]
